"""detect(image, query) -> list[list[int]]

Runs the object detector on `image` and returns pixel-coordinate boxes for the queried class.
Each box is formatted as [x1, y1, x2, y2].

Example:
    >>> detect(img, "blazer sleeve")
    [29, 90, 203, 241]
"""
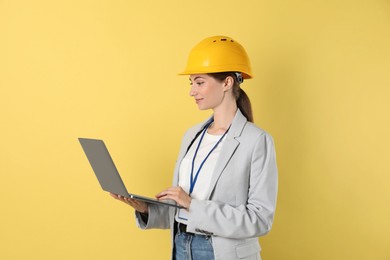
[186, 132, 278, 239]
[135, 203, 171, 230]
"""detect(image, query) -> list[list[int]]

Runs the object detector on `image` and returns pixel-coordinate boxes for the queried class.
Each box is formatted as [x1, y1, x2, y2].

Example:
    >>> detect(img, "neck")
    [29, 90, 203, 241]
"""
[209, 103, 237, 134]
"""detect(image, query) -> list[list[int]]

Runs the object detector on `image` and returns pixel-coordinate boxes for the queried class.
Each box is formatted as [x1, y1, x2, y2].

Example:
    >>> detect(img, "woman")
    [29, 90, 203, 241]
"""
[111, 35, 278, 260]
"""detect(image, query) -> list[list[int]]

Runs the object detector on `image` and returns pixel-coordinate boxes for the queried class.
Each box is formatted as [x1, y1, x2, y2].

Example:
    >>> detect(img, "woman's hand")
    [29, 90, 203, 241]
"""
[156, 187, 192, 209]
[109, 193, 148, 214]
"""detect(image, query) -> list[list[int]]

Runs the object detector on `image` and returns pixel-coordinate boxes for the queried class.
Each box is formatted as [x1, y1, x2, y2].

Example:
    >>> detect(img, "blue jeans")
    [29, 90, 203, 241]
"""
[174, 230, 215, 260]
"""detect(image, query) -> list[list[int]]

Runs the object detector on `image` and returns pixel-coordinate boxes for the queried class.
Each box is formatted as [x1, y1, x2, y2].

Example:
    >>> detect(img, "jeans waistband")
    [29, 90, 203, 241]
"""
[177, 222, 194, 235]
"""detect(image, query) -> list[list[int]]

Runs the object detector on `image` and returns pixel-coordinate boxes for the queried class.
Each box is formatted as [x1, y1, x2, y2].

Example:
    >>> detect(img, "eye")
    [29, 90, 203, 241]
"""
[196, 81, 204, 86]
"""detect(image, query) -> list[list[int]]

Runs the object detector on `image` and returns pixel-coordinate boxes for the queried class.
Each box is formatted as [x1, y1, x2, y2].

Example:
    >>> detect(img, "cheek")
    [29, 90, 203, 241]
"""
[211, 87, 225, 101]
[205, 83, 222, 95]
[199, 82, 224, 101]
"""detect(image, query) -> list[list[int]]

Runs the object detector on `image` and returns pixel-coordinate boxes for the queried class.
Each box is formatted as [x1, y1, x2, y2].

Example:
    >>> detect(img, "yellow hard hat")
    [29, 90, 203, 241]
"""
[179, 35, 253, 79]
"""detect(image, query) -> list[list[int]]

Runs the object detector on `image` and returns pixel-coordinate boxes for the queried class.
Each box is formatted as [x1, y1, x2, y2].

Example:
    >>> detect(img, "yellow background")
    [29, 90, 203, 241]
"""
[1, 0, 389, 259]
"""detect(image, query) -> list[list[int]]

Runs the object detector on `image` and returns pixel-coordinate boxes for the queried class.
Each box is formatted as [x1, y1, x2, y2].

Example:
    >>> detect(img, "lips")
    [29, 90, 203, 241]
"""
[195, 98, 203, 104]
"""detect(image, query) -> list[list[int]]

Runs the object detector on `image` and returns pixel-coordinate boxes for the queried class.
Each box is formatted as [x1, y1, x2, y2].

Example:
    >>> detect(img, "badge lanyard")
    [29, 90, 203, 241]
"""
[189, 120, 230, 195]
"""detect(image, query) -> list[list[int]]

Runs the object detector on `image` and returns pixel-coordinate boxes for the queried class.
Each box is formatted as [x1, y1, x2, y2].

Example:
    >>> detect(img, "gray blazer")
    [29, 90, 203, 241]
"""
[136, 109, 278, 260]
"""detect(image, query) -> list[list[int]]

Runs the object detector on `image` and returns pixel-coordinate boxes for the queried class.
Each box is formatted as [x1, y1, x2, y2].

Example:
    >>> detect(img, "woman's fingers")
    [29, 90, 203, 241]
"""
[156, 187, 192, 209]
[109, 193, 148, 213]
[110, 192, 126, 202]
[156, 187, 181, 199]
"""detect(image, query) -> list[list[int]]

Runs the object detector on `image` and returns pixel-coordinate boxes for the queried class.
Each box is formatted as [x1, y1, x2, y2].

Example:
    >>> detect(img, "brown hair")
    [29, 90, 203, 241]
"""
[208, 72, 254, 122]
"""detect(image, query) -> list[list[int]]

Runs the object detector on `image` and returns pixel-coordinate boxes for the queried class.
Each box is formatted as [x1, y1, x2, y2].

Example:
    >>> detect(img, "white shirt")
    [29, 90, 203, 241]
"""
[175, 131, 226, 223]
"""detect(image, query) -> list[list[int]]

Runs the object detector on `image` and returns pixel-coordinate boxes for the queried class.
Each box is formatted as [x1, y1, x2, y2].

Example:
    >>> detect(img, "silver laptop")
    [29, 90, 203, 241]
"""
[79, 138, 183, 209]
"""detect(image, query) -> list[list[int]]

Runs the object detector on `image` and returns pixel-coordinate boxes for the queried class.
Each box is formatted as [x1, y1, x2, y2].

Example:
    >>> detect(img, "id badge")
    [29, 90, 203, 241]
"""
[177, 208, 189, 224]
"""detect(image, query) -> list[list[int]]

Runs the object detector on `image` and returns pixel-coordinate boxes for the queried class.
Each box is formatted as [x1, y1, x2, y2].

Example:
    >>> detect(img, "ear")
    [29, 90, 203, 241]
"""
[223, 76, 234, 92]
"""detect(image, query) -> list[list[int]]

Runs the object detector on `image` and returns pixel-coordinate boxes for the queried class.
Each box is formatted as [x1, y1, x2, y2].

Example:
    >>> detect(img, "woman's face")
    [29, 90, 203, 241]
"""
[189, 74, 226, 110]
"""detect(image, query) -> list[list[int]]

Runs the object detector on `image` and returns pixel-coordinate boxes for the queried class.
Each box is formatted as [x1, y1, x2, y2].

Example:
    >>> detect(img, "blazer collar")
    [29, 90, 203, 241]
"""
[226, 109, 247, 139]
[198, 108, 247, 139]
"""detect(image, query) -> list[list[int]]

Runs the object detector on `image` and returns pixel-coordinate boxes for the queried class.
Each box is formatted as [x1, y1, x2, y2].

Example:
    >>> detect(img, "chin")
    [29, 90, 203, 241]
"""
[197, 105, 211, 110]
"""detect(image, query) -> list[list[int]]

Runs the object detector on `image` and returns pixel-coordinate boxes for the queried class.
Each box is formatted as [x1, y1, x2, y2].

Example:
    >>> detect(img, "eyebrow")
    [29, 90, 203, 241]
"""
[189, 76, 205, 82]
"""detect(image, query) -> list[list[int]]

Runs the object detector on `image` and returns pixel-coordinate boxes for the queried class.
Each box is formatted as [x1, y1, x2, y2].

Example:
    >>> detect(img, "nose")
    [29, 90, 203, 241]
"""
[189, 85, 197, 97]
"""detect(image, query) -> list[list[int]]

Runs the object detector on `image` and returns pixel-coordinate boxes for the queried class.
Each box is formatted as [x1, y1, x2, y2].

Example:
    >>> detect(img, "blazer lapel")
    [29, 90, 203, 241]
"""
[205, 109, 247, 199]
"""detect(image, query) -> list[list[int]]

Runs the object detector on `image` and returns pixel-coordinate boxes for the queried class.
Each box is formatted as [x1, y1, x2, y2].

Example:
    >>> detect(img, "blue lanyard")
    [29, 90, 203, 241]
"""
[189, 120, 230, 195]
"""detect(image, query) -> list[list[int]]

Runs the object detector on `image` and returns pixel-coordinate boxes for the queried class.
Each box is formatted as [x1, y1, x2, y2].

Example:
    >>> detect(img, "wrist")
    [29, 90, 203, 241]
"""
[186, 198, 192, 209]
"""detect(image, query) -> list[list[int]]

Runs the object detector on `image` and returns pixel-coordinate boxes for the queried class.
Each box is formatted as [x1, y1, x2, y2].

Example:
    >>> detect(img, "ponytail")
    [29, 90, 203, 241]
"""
[236, 88, 253, 123]
[208, 72, 254, 123]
